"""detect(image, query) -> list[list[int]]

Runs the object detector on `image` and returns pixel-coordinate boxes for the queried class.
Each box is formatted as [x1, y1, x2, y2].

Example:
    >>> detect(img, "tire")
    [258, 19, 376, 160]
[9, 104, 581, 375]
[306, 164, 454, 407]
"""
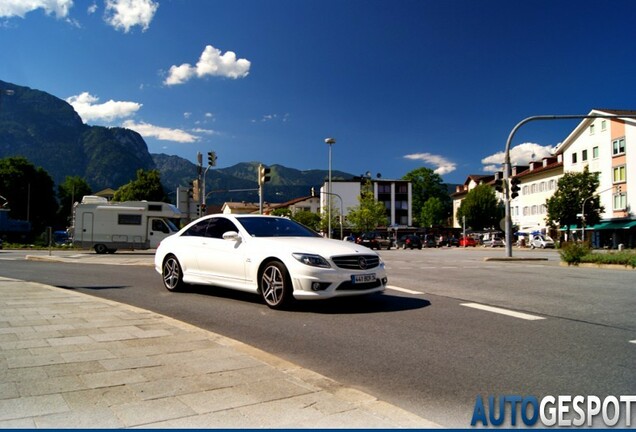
[94, 244, 108, 254]
[260, 260, 293, 309]
[162, 255, 185, 292]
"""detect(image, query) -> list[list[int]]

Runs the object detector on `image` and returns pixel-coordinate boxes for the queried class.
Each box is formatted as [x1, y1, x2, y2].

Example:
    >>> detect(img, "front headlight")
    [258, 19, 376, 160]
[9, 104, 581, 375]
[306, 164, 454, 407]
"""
[292, 253, 331, 268]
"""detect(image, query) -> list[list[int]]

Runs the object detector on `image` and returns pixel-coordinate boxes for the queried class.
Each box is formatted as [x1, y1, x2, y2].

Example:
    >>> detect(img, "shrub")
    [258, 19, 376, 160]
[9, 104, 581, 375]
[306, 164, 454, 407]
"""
[559, 242, 591, 265]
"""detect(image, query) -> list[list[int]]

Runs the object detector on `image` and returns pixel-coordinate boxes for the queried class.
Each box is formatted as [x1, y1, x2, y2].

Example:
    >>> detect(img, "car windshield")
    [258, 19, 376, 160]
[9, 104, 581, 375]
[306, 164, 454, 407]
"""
[236, 216, 320, 238]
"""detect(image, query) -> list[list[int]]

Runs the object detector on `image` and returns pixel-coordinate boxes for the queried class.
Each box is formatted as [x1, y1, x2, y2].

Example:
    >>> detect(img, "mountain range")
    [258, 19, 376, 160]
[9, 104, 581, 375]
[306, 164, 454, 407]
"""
[0, 80, 353, 205]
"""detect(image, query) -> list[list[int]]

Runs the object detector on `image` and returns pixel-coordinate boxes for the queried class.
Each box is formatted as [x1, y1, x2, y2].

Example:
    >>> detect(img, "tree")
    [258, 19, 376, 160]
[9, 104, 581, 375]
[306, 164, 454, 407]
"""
[346, 186, 388, 233]
[0, 156, 58, 234]
[402, 167, 451, 226]
[420, 196, 447, 227]
[113, 169, 168, 202]
[546, 167, 602, 239]
[456, 184, 503, 230]
[292, 210, 321, 232]
[57, 176, 92, 227]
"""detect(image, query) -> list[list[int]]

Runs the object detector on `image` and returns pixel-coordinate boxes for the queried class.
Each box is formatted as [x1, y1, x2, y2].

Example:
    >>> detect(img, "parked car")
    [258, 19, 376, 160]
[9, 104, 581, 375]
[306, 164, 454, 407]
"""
[356, 232, 392, 250]
[530, 235, 555, 249]
[155, 214, 388, 309]
[459, 236, 477, 247]
[437, 236, 459, 247]
[483, 236, 505, 247]
[396, 234, 422, 250]
[422, 234, 438, 248]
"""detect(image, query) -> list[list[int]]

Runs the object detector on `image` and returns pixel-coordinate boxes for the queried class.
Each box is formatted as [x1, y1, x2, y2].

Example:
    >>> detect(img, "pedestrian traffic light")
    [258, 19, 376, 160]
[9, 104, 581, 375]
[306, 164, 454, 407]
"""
[258, 164, 271, 185]
[510, 177, 521, 199]
[207, 151, 217, 167]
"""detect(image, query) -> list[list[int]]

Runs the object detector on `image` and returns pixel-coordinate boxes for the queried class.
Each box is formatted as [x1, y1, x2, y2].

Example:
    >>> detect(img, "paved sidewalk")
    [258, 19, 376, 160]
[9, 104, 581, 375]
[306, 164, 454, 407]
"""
[0, 276, 439, 428]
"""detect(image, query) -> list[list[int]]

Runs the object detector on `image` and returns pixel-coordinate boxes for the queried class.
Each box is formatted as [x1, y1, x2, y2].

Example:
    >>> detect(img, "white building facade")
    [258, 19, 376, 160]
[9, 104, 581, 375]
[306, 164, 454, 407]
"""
[322, 179, 413, 228]
[555, 109, 636, 247]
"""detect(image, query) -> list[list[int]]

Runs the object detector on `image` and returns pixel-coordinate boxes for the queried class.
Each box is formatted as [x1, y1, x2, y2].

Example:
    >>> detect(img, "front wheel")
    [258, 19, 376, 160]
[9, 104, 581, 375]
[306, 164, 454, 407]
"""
[260, 261, 293, 309]
[94, 244, 108, 254]
[162, 255, 185, 292]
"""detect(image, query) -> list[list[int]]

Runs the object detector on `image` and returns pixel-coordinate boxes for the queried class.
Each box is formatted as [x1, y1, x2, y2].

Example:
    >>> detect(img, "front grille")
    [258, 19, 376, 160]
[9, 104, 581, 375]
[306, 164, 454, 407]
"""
[331, 255, 379, 270]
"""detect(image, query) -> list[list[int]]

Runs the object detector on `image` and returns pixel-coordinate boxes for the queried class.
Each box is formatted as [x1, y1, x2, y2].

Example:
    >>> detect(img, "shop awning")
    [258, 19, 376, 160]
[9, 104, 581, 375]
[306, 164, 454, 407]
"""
[559, 224, 581, 231]
[584, 220, 636, 230]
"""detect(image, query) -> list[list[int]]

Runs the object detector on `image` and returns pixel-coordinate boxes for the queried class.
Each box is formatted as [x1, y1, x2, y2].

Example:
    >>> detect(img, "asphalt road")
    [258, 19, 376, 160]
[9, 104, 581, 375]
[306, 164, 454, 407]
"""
[1, 247, 634, 427]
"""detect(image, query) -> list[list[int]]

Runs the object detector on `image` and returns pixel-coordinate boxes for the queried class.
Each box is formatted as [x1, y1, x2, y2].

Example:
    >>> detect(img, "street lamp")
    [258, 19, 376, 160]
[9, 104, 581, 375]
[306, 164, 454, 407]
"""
[581, 185, 614, 240]
[325, 137, 336, 238]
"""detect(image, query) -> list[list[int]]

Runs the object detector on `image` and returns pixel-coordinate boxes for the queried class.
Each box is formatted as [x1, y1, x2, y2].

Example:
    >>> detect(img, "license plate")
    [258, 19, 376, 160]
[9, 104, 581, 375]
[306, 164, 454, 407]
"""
[351, 273, 376, 284]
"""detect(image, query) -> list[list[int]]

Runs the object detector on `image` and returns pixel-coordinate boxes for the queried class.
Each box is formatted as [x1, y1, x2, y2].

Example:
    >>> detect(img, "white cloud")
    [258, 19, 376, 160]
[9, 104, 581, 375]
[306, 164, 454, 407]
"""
[0, 0, 73, 18]
[164, 45, 251, 85]
[66, 92, 142, 122]
[404, 153, 457, 176]
[191, 128, 217, 135]
[87, 3, 98, 14]
[104, 0, 158, 33]
[122, 120, 199, 143]
[481, 142, 555, 172]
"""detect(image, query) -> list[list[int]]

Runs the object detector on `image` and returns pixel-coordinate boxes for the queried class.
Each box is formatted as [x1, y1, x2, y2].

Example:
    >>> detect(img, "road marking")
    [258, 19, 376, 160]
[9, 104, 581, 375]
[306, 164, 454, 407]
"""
[387, 285, 424, 295]
[630, 340, 636, 345]
[461, 303, 545, 321]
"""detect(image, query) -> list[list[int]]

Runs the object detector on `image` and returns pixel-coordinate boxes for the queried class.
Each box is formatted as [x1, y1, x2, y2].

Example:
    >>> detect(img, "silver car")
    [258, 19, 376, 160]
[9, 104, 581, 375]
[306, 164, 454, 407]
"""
[530, 235, 555, 249]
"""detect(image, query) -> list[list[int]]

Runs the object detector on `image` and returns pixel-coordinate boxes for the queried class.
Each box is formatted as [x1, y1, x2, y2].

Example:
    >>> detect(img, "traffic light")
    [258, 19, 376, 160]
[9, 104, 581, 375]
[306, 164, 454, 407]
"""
[188, 181, 194, 199]
[510, 177, 521, 199]
[494, 178, 504, 193]
[258, 164, 271, 186]
[207, 151, 217, 167]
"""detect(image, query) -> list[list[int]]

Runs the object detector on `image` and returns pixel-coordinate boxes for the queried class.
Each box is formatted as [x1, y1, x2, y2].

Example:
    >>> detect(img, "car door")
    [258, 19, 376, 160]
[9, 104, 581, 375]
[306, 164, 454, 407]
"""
[195, 217, 247, 286]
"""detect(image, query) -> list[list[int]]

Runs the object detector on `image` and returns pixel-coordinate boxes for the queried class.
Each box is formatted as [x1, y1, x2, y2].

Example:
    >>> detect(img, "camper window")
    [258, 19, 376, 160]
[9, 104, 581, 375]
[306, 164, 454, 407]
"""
[118, 214, 142, 225]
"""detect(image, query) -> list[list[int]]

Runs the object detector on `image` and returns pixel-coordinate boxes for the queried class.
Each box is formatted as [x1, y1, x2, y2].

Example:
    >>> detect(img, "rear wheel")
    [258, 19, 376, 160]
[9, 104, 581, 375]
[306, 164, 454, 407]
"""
[94, 244, 108, 254]
[260, 261, 292, 309]
[162, 255, 185, 292]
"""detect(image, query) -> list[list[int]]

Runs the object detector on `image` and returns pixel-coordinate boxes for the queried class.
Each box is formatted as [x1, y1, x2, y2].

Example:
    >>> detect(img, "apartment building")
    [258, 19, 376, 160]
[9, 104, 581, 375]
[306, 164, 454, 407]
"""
[452, 109, 635, 248]
[323, 178, 413, 228]
[555, 109, 636, 248]
[512, 156, 564, 236]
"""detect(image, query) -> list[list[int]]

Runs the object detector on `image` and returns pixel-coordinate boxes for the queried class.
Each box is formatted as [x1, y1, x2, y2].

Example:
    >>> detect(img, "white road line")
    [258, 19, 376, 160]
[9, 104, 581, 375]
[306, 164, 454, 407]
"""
[461, 303, 545, 321]
[387, 285, 424, 295]
[630, 340, 636, 345]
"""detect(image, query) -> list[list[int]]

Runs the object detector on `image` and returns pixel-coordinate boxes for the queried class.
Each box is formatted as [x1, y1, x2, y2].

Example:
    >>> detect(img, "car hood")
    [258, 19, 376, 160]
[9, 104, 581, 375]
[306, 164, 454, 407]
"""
[247, 236, 376, 257]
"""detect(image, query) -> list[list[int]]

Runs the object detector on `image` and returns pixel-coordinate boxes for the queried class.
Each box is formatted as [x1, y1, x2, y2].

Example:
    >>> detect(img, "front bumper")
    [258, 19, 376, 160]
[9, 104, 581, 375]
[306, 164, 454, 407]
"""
[289, 263, 388, 300]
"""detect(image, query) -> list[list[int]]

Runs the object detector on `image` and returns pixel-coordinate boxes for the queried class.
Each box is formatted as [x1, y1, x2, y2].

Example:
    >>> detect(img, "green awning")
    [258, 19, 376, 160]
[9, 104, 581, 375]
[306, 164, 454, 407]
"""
[559, 224, 581, 231]
[586, 220, 636, 230]
[585, 222, 612, 230]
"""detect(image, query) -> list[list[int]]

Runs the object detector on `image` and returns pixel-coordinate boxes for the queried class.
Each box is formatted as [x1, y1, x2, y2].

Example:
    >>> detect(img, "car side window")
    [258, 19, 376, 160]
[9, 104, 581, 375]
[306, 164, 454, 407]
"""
[182, 220, 209, 237]
[205, 218, 239, 239]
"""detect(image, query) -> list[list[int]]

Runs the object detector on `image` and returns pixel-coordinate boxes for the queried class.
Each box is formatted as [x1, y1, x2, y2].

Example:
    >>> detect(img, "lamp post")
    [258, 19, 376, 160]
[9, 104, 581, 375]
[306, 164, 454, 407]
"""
[323, 191, 344, 240]
[581, 185, 614, 241]
[325, 138, 336, 238]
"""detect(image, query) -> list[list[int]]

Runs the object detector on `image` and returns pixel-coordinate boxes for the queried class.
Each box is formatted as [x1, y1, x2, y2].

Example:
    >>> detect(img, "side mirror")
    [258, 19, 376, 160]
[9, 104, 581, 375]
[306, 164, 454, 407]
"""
[222, 231, 241, 242]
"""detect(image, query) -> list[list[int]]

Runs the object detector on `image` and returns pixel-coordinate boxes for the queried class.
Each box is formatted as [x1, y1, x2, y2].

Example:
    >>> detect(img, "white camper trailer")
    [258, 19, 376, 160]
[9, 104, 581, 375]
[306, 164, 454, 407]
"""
[71, 196, 182, 254]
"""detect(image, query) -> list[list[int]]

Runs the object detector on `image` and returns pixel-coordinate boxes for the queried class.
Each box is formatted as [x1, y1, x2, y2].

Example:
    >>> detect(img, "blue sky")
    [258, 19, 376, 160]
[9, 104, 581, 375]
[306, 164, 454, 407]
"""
[2, 0, 636, 185]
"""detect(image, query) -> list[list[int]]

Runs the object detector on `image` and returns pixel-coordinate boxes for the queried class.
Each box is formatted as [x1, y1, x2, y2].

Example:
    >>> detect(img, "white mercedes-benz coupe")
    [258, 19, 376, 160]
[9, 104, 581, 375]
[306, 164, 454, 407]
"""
[154, 214, 388, 309]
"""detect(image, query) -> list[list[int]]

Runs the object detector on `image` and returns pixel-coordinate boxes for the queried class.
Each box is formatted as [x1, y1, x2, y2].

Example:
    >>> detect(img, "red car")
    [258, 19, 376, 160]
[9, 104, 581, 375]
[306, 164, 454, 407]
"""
[459, 236, 477, 247]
